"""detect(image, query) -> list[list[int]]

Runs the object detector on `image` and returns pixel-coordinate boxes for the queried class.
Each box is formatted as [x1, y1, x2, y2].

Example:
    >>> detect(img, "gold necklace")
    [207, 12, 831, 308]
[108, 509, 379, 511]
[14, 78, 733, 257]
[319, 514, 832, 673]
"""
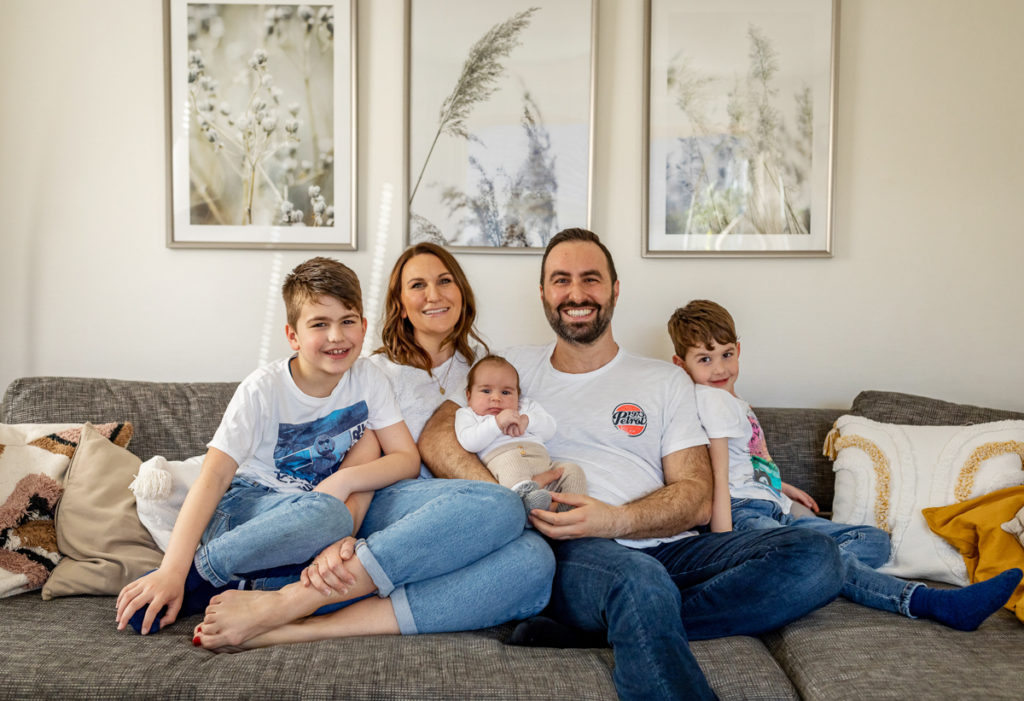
[433, 353, 456, 395]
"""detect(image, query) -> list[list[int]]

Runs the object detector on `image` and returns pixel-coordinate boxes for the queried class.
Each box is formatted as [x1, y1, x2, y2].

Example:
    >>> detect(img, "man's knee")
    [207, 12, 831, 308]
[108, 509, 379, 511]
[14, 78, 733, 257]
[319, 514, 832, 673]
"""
[775, 528, 844, 603]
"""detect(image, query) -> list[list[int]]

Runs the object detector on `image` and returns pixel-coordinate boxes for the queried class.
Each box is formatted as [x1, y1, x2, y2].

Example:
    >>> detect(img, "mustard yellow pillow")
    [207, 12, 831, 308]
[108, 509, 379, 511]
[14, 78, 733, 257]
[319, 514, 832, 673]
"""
[923, 485, 1024, 623]
[42, 423, 163, 599]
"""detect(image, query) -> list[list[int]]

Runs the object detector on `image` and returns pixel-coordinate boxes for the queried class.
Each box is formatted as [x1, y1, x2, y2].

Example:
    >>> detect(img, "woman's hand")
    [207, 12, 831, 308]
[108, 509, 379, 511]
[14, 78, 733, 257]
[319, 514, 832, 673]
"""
[302, 536, 358, 597]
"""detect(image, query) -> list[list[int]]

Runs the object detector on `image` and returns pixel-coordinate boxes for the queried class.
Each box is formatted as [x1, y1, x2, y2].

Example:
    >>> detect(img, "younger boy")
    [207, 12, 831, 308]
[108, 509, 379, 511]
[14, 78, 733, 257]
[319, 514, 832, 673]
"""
[455, 355, 585, 513]
[116, 257, 419, 636]
[667, 299, 1021, 631]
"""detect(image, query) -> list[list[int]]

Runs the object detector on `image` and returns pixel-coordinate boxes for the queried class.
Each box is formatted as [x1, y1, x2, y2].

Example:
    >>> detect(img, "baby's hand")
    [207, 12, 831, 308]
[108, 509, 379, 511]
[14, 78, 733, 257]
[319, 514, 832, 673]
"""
[495, 409, 526, 436]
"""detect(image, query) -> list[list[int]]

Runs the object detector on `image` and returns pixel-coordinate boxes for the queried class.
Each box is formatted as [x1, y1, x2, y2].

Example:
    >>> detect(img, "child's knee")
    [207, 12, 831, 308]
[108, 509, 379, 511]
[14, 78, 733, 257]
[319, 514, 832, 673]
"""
[303, 491, 355, 535]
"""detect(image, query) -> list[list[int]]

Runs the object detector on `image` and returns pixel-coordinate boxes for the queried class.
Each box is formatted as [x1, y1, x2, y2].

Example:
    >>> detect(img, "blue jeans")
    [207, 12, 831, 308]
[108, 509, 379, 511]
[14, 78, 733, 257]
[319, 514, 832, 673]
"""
[731, 497, 919, 616]
[196, 477, 353, 587]
[547, 528, 843, 701]
[251, 478, 554, 634]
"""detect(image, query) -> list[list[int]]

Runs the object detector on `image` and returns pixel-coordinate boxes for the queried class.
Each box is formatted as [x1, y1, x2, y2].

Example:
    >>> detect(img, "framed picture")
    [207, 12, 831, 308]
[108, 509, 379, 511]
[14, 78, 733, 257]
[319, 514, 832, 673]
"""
[406, 0, 595, 252]
[643, 0, 838, 257]
[165, 0, 356, 249]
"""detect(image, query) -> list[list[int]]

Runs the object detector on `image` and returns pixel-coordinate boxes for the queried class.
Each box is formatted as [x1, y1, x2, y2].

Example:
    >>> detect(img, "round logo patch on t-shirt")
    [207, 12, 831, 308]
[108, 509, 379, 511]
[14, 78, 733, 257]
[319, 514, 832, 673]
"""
[612, 403, 647, 436]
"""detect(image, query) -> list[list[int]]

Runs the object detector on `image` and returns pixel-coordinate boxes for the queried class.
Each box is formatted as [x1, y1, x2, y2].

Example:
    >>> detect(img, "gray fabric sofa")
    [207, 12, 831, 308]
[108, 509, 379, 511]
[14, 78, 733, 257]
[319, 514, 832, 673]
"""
[2, 377, 1022, 700]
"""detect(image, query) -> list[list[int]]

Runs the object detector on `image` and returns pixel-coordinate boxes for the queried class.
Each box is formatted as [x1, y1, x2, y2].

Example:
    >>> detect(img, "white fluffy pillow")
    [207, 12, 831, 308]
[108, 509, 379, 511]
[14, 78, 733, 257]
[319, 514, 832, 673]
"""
[827, 416, 1024, 585]
[129, 455, 203, 552]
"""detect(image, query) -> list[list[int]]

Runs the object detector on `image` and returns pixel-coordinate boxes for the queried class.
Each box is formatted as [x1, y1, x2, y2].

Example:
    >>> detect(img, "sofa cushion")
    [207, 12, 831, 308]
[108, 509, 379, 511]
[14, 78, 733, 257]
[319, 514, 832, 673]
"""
[762, 596, 1024, 701]
[828, 416, 1024, 585]
[42, 423, 163, 600]
[851, 390, 1024, 426]
[0, 422, 132, 598]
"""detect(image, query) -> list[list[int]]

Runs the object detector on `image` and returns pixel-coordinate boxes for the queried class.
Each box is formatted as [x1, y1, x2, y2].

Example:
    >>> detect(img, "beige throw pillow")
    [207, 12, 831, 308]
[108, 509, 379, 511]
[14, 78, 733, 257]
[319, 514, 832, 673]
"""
[42, 423, 163, 599]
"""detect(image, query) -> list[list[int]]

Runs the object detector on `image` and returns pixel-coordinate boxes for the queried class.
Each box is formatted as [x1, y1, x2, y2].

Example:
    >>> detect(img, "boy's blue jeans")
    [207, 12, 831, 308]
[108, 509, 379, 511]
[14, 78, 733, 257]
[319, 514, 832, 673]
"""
[731, 497, 919, 616]
[195, 477, 354, 587]
[546, 527, 843, 701]
[248, 478, 555, 635]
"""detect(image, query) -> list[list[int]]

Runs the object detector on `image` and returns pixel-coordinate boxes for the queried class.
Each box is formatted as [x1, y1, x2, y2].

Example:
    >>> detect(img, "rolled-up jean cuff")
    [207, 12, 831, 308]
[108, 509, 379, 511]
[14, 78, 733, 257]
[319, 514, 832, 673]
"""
[355, 539, 395, 597]
[900, 580, 923, 618]
[389, 585, 417, 635]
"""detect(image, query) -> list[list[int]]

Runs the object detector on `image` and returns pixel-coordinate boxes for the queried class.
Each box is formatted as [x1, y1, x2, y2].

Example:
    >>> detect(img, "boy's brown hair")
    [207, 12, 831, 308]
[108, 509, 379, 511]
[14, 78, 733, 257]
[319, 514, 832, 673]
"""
[667, 300, 738, 357]
[466, 355, 521, 396]
[282, 257, 362, 327]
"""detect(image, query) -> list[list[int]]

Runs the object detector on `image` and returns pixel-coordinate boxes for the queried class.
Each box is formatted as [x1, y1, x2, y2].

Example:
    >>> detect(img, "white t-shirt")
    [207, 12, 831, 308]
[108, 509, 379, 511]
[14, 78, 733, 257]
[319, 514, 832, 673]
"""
[209, 355, 403, 492]
[694, 385, 792, 512]
[500, 343, 709, 548]
[454, 397, 557, 456]
[368, 349, 476, 478]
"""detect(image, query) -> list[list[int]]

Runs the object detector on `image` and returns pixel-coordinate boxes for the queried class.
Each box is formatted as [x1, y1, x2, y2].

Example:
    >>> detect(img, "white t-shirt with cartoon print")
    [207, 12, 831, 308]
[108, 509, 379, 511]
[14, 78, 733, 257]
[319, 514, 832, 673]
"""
[500, 343, 709, 549]
[694, 385, 792, 513]
[209, 355, 403, 492]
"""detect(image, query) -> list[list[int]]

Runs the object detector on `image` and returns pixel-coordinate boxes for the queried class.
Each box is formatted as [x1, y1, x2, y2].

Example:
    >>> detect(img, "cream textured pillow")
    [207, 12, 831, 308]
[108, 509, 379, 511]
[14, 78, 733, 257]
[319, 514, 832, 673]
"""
[0, 422, 132, 598]
[826, 416, 1024, 585]
[42, 423, 162, 600]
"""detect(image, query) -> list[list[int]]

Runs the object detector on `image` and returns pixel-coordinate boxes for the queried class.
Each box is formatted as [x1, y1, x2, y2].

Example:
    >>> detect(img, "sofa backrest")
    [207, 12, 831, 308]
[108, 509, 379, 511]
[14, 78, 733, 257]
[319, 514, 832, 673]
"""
[1, 376, 238, 462]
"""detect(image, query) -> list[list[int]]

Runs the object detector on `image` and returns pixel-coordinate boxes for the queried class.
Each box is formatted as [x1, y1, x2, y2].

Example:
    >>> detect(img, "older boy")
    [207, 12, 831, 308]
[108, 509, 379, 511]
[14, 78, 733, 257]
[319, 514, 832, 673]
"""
[116, 257, 419, 635]
[668, 298, 1022, 631]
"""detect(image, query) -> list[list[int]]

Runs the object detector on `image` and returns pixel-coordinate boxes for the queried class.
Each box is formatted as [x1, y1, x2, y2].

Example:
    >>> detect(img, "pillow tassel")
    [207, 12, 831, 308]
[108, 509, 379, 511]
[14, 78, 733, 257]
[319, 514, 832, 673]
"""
[823, 424, 840, 460]
[128, 459, 173, 502]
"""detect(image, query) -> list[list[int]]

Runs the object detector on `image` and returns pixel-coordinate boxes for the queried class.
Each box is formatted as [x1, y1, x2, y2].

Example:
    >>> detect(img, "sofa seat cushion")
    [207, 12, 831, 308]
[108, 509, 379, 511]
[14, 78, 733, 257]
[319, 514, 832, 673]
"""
[762, 596, 1024, 701]
[0, 591, 799, 700]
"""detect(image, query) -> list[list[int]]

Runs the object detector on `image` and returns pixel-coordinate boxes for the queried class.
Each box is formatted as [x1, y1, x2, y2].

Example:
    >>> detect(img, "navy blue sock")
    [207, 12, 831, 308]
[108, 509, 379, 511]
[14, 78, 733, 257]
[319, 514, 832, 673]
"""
[908, 568, 1022, 631]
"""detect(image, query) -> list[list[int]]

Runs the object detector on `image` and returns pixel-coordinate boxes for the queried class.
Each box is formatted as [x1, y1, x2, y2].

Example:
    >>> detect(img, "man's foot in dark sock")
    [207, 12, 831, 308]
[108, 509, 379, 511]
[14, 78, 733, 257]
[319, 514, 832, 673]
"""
[507, 616, 607, 649]
[908, 568, 1023, 631]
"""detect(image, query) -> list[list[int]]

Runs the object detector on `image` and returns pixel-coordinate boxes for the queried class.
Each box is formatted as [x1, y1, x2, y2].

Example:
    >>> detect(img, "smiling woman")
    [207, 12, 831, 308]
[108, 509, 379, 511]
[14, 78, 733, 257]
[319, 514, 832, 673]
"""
[369, 243, 489, 448]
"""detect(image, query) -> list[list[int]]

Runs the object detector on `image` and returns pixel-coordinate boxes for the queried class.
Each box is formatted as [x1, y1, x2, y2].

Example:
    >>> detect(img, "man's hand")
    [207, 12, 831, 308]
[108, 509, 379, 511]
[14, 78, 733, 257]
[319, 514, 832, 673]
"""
[302, 536, 358, 597]
[528, 493, 626, 540]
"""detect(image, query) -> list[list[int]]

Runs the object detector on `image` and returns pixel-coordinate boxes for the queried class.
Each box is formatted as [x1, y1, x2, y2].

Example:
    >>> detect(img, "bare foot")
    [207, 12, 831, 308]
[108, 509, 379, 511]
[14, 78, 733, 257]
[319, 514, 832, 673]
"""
[196, 589, 296, 650]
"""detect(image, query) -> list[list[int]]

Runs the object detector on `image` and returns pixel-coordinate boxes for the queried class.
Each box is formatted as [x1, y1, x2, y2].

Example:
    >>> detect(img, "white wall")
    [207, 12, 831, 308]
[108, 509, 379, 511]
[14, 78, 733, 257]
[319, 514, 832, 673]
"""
[2, 0, 1022, 411]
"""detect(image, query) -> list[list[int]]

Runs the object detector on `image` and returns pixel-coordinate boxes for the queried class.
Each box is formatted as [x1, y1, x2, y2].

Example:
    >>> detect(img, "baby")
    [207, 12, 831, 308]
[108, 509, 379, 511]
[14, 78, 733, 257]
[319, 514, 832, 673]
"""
[455, 355, 586, 513]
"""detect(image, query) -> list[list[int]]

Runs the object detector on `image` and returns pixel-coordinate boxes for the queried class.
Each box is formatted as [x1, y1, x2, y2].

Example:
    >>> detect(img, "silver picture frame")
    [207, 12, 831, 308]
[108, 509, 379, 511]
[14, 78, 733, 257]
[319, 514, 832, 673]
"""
[165, 0, 357, 249]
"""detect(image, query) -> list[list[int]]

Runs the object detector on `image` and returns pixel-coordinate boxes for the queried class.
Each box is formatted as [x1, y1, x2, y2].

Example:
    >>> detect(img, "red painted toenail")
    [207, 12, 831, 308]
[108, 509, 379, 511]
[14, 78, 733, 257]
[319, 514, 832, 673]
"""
[193, 636, 201, 646]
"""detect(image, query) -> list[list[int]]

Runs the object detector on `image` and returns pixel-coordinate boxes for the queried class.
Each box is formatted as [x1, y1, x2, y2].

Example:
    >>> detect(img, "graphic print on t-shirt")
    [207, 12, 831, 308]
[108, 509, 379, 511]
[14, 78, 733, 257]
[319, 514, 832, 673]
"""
[273, 401, 368, 488]
[747, 410, 783, 496]
[612, 403, 647, 436]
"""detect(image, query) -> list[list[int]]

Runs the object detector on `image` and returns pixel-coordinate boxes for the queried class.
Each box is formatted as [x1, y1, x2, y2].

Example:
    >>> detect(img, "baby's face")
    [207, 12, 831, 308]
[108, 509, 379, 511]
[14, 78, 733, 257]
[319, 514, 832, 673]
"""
[467, 364, 520, 416]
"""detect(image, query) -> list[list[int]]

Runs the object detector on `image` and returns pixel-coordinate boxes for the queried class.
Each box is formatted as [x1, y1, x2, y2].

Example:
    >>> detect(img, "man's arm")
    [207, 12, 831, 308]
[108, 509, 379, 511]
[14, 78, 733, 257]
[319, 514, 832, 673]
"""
[531, 444, 713, 540]
[419, 400, 497, 482]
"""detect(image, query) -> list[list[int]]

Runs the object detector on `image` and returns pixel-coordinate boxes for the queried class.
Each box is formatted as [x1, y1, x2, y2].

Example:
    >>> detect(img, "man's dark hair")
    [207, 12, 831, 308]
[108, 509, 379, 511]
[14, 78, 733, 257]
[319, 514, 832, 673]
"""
[540, 228, 618, 286]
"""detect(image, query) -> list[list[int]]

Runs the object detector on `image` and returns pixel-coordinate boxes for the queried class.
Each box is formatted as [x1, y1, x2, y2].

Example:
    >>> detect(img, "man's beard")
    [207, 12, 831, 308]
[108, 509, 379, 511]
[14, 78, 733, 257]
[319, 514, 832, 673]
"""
[543, 299, 613, 346]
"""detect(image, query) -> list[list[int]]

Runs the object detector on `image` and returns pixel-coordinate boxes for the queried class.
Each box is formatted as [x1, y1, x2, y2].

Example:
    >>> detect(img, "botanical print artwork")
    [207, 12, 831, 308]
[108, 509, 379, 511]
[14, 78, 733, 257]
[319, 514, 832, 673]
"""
[409, 1, 592, 250]
[186, 4, 335, 228]
[647, 0, 835, 256]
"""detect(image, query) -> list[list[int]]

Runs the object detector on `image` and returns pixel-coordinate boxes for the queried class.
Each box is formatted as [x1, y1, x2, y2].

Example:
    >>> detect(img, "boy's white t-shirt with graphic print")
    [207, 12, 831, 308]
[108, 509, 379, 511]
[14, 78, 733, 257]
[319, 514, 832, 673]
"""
[209, 355, 403, 493]
[694, 385, 792, 513]
[499, 343, 708, 549]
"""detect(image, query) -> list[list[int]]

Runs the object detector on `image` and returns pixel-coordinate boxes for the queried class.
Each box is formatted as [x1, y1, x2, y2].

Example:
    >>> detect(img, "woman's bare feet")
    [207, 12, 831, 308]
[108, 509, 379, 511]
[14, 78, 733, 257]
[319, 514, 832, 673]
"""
[194, 589, 299, 650]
